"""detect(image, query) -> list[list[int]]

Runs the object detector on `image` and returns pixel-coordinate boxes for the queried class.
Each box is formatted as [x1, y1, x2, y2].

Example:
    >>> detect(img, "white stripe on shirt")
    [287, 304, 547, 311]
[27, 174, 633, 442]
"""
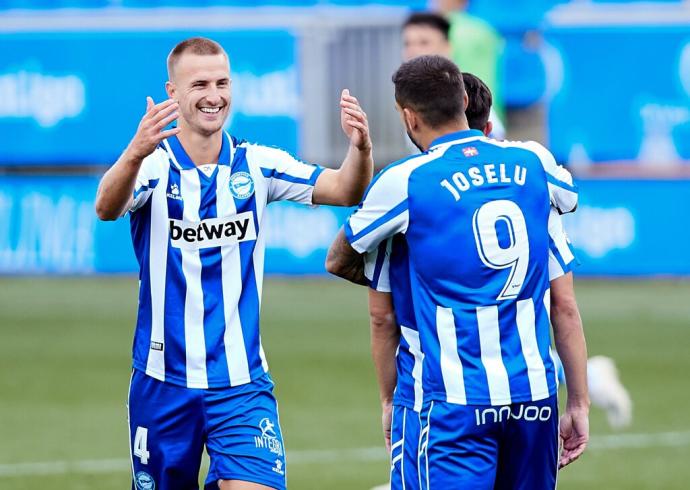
[516, 299, 550, 400]
[180, 168, 208, 389]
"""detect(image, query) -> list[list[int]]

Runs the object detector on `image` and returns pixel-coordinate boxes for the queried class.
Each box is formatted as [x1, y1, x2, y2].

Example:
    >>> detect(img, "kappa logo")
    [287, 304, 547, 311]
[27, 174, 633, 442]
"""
[255, 417, 283, 456]
[166, 183, 183, 201]
[229, 172, 255, 199]
[169, 211, 257, 250]
[134, 471, 156, 490]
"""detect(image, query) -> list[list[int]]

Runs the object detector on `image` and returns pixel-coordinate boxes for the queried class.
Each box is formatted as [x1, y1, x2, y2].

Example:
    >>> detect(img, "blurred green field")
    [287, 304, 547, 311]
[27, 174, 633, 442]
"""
[1, 277, 689, 489]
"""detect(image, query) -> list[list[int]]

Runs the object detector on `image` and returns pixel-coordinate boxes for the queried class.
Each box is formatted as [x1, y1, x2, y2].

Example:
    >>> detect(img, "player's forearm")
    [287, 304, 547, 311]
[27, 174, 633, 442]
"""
[325, 229, 367, 285]
[331, 143, 374, 206]
[369, 293, 399, 405]
[95, 148, 143, 221]
[551, 276, 589, 408]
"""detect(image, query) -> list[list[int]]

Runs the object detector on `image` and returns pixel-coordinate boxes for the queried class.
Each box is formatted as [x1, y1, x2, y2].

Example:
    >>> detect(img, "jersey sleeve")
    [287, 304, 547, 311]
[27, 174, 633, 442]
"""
[129, 148, 167, 214]
[547, 208, 578, 281]
[365, 238, 392, 292]
[523, 141, 578, 214]
[345, 165, 410, 254]
[247, 144, 324, 205]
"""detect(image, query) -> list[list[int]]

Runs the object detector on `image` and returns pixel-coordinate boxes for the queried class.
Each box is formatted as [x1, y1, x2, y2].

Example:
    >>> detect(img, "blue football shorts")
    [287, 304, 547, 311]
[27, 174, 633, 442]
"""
[127, 369, 286, 490]
[390, 404, 421, 490]
[418, 395, 559, 490]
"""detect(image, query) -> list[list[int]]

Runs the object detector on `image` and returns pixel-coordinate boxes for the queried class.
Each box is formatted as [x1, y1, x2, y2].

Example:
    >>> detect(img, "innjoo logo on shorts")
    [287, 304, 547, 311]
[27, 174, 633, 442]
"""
[169, 211, 256, 250]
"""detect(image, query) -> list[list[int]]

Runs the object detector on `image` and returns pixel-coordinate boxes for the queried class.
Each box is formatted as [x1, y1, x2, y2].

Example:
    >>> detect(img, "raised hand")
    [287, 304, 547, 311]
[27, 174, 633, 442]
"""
[128, 97, 181, 160]
[559, 405, 589, 468]
[340, 89, 372, 153]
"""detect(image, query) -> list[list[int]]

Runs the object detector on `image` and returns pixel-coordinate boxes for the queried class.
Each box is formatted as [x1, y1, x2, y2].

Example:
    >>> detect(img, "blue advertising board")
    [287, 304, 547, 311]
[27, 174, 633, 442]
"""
[1, 175, 687, 276]
[0, 29, 299, 165]
[543, 24, 690, 164]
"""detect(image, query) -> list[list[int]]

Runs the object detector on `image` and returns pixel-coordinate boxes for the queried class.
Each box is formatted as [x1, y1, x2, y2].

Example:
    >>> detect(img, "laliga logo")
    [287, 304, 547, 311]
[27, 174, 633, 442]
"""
[0, 69, 85, 127]
[229, 172, 255, 199]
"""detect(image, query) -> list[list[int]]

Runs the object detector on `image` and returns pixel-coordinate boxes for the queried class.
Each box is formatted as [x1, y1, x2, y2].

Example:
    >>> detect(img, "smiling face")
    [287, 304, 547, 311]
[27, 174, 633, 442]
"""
[166, 52, 231, 137]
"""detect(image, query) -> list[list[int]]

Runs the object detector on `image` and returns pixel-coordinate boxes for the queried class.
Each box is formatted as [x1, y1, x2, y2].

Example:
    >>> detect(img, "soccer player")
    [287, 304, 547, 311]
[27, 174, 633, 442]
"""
[95, 37, 373, 490]
[403, 11, 632, 431]
[366, 72, 579, 490]
[327, 56, 588, 488]
[401, 12, 505, 140]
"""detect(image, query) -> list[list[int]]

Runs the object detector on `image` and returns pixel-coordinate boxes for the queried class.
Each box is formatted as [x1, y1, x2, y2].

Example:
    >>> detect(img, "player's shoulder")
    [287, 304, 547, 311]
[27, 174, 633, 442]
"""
[140, 144, 171, 176]
[479, 138, 557, 166]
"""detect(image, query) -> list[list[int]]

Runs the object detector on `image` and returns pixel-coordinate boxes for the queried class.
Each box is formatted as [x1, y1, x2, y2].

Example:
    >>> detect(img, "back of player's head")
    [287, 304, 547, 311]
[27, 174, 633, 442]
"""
[403, 12, 451, 39]
[462, 72, 492, 131]
[167, 37, 228, 80]
[392, 55, 466, 128]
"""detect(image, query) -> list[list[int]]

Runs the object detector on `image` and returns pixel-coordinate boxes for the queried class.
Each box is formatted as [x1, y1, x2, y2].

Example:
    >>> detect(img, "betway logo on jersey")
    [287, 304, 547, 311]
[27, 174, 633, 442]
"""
[169, 212, 256, 250]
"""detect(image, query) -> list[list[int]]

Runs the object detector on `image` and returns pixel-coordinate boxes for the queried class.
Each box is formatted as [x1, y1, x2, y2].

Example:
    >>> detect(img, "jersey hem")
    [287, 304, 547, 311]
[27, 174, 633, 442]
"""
[425, 387, 556, 406]
[131, 361, 268, 389]
[207, 472, 285, 490]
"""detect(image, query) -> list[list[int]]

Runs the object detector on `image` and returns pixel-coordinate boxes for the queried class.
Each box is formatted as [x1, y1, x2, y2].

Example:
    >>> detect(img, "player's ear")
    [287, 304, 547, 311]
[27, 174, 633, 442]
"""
[484, 120, 493, 137]
[165, 81, 176, 100]
[403, 107, 417, 131]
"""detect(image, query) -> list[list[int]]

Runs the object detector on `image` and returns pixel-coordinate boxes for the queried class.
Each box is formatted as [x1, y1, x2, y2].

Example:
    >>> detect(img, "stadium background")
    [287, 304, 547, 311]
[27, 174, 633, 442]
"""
[1, 0, 689, 488]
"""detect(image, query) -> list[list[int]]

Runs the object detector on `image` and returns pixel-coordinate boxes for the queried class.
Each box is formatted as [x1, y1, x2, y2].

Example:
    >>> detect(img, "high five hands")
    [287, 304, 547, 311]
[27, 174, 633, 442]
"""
[128, 97, 181, 161]
[340, 89, 372, 153]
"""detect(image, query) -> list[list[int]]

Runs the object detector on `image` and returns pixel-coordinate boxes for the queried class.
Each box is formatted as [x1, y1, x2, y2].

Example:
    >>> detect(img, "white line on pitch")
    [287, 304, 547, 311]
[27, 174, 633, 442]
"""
[1, 430, 689, 477]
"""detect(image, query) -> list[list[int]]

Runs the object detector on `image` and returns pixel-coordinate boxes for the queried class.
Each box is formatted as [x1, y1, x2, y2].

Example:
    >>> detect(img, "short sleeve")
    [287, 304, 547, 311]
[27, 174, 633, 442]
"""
[365, 238, 392, 292]
[522, 141, 578, 214]
[547, 208, 577, 281]
[129, 147, 167, 213]
[246, 144, 324, 205]
[345, 163, 411, 254]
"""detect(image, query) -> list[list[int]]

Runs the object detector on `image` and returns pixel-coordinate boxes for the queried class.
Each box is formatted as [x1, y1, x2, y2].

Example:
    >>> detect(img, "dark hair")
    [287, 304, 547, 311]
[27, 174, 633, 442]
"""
[167, 37, 227, 78]
[403, 12, 451, 40]
[392, 55, 466, 128]
[462, 72, 492, 131]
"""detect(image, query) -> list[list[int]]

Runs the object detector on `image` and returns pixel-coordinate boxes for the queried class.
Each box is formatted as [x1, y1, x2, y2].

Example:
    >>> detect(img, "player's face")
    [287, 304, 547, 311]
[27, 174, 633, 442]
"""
[168, 53, 231, 137]
[402, 25, 451, 62]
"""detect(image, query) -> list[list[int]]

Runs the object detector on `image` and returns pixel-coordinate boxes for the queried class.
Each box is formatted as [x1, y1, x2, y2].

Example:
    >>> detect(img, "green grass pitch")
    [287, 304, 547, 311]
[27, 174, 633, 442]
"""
[1, 277, 689, 489]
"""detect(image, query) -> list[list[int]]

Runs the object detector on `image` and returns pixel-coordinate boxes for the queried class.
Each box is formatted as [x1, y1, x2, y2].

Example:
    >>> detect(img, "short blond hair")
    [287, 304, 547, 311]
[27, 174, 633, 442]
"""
[167, 37, 228, 79]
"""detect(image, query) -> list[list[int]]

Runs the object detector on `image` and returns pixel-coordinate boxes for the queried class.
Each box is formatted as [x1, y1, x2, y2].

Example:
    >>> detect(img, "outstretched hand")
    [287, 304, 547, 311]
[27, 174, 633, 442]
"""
[128, 97, 181, 161]
[340, 89, 372, 153]
[559, 406, 589, 468]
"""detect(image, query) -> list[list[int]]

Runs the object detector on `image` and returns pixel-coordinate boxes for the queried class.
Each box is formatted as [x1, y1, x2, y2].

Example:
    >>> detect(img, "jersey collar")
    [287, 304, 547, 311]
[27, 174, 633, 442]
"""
[164, 131, 233, 170]
[429, 129, 484, 151]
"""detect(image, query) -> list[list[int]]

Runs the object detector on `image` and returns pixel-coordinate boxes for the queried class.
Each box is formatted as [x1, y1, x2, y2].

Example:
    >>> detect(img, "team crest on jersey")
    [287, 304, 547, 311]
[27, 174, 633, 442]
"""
[229, 172, 255, 199]
[134, 471, 155, 490]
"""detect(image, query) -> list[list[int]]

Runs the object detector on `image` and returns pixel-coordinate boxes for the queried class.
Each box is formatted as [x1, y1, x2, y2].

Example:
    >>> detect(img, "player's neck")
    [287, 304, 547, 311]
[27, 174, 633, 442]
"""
[176, 127, 224, 166]
[419, 121, 471, 151]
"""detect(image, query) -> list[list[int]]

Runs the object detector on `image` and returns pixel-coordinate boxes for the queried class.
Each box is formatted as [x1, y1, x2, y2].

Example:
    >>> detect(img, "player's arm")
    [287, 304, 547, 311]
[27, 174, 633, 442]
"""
[369, 289, 399, 452]
[95, 97, 179, 220]
[523, 141, 578, 215]
[326, 162, 410, 282]
[326, 229, 367, 285]
[312, 89, 373, 206]
[550, 272, 589, 469]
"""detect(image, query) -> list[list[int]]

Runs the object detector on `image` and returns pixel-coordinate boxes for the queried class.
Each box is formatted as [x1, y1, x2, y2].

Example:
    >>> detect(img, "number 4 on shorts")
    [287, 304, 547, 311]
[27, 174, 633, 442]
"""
[133, 427, 150, 465]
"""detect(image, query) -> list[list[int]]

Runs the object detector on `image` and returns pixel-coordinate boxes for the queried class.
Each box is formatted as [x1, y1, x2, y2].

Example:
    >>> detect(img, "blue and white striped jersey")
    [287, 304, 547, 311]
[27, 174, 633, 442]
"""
[128, 132, 323, 389]
[364, 208, 578, 412]
[349, 129, 577, 406]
